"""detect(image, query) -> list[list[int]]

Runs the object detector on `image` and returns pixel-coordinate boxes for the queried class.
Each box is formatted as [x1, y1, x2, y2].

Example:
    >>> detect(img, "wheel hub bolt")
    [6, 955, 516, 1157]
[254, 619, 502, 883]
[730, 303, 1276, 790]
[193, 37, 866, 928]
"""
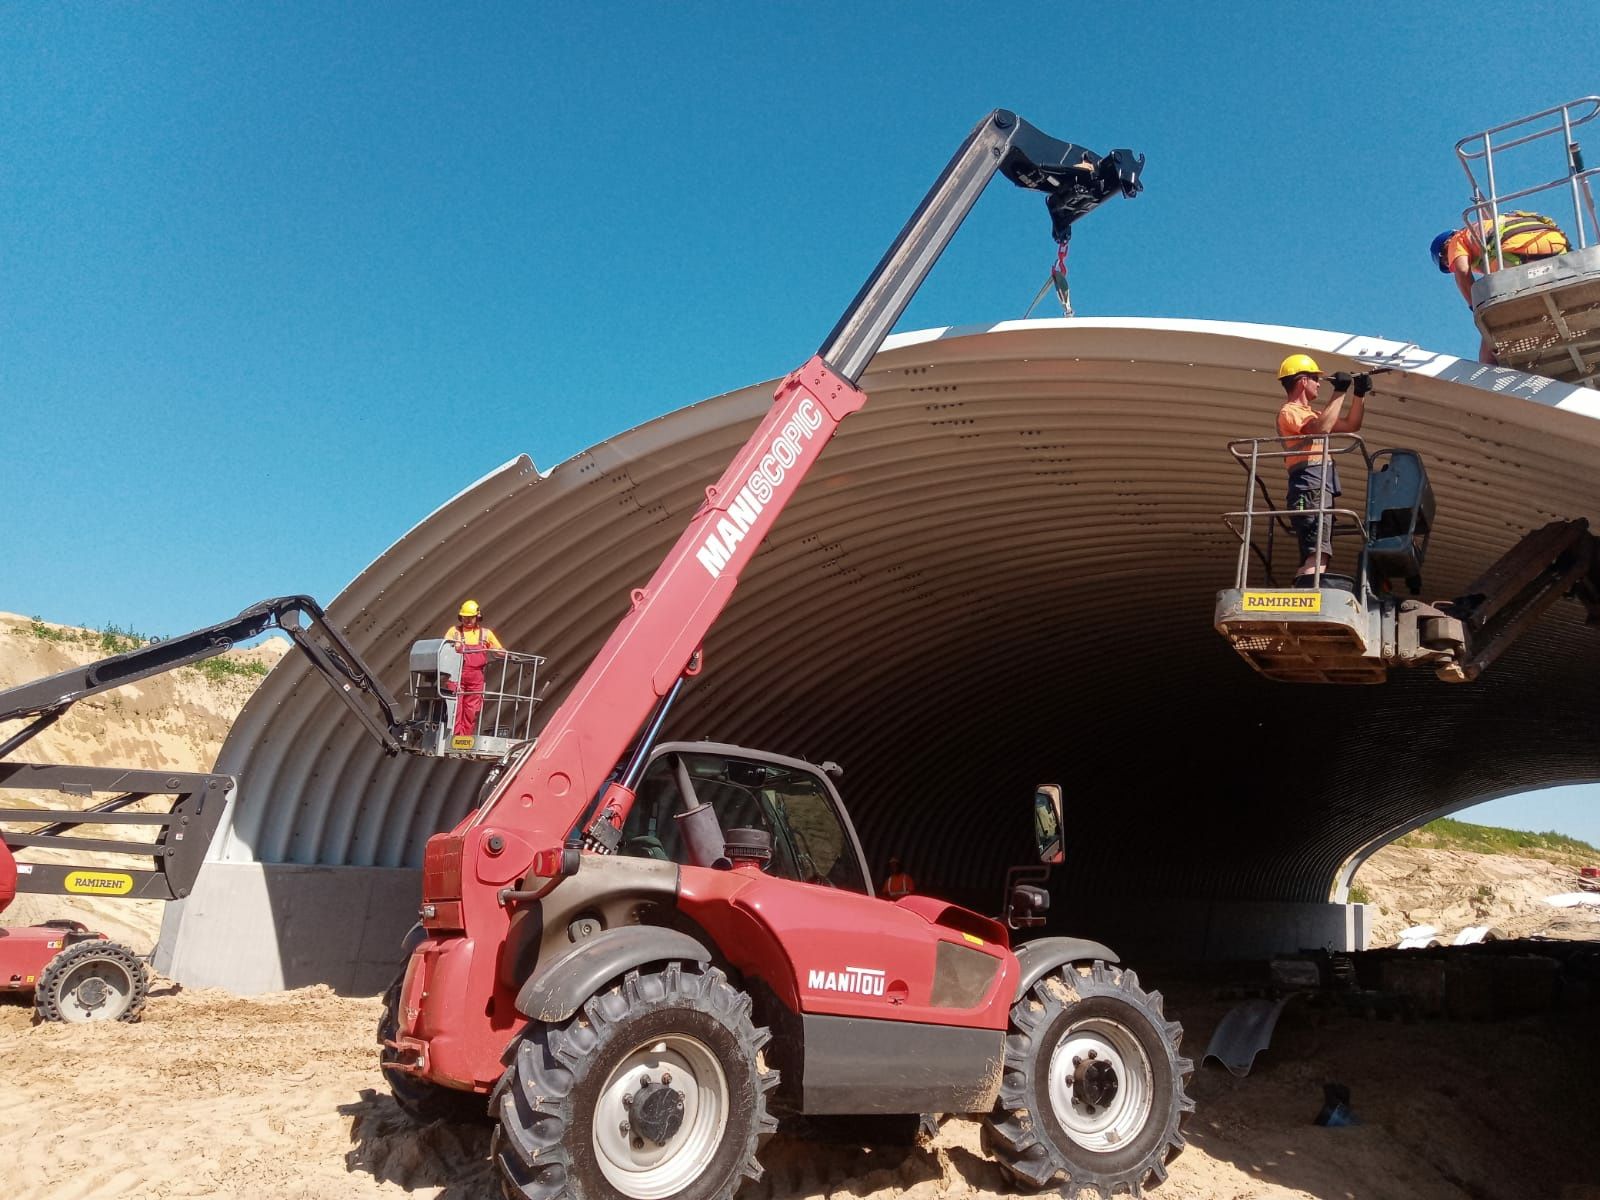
[1072, 1056, 1082, 1067]
[661, 1072, 672, 1086]
[619, 1120, 629, 1134]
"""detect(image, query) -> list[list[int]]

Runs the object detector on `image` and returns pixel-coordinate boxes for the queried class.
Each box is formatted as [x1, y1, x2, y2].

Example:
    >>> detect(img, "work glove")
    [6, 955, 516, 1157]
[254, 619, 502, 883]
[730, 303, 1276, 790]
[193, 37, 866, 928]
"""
[1353, 373, 1374, 398]
[1330, 371, 1353, 394]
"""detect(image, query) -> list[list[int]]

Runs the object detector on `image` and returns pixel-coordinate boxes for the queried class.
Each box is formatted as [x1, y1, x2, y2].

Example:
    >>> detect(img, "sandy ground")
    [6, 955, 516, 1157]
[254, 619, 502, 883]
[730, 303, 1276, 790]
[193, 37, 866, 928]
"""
[2, 976, 1597, 1200]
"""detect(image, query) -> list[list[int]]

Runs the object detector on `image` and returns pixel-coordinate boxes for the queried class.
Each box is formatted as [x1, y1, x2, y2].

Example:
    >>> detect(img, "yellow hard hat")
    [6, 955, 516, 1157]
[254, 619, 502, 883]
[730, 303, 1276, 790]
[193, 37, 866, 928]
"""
[1278, 353, 1321, 379]
[458, 599, 481, 618]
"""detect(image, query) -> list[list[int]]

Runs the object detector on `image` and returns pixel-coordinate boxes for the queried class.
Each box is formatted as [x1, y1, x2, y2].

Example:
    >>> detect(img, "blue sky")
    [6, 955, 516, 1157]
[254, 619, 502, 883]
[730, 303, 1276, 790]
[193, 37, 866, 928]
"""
[2, 3, 1596, 844]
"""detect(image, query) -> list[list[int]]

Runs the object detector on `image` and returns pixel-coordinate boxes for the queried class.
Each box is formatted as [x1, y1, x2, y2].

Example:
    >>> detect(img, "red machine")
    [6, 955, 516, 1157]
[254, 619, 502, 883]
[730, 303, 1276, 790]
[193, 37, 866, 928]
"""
[0, 847, 148, 1021]
[384, 112, 1190, 1200]
[1, 596, 413, 1022]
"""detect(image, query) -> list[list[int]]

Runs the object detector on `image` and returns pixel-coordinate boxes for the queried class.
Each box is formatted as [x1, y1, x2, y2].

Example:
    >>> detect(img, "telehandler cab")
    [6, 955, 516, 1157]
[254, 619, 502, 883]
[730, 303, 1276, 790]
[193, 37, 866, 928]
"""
[381, 111, 1192, 1200]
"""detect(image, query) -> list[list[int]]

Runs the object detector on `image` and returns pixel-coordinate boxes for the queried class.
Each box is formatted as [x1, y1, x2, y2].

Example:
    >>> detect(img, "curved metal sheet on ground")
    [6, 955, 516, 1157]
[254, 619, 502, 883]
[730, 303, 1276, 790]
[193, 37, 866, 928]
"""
[210, 318, 1600, 920]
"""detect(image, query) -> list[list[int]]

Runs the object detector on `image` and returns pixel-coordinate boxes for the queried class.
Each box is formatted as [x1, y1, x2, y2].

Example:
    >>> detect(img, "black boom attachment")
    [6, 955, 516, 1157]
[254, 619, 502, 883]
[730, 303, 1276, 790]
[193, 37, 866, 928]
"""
[998, 132, 1146, 243]
[818, 109, 1145, 384]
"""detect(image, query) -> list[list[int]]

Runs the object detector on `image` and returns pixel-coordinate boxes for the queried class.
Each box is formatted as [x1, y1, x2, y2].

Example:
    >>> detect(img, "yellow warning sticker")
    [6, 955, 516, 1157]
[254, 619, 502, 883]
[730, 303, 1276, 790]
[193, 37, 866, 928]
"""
[1241, 590, 1321, 614]
[451, 735, 476, 750]
[64, 870, 134, 895]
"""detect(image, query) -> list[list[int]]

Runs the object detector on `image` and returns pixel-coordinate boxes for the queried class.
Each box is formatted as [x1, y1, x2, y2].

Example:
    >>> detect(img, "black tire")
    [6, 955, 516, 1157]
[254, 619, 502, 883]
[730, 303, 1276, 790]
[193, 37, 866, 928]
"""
[493, 962, 778, 1200]
[982, 961, 1193, 1198]
[378, 974, 492, 1125]
[34, 939, 148, 1023]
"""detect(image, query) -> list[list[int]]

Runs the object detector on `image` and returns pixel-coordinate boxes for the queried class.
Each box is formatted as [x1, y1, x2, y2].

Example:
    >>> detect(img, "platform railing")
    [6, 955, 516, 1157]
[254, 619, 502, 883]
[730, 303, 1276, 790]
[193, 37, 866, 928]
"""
[1222, 435, 1373, 592]
[1456, 96, 1600, 267]
[460, 649, 545, 743]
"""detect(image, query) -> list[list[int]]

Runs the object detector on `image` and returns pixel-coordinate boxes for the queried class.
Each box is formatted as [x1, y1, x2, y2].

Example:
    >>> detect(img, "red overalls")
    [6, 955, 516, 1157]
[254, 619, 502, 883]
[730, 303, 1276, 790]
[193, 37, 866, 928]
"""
[453, 628, 494, 737]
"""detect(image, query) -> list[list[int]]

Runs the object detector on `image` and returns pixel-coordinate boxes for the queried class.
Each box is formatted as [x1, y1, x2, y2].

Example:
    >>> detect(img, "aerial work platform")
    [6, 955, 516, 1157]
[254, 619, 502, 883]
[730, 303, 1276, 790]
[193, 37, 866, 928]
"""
[1215, 435, 1443, 684]
[1215, 435, 1600, 684]
[1456, 97, 1600, 387]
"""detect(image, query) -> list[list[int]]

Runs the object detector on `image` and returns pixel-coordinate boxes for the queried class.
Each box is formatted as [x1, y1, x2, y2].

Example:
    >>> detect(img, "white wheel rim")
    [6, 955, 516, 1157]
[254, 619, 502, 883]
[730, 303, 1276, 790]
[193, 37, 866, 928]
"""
[591, 1034, 729, 1199]
[54, 956, 135, 1022]
[1046, 1016, 1154, 1153]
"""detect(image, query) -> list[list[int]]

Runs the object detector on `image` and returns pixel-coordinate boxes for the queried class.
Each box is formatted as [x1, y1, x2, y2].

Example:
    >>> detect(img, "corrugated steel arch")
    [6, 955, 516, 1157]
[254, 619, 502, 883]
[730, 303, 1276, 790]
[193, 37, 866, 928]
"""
[207, 318, 1600, 926]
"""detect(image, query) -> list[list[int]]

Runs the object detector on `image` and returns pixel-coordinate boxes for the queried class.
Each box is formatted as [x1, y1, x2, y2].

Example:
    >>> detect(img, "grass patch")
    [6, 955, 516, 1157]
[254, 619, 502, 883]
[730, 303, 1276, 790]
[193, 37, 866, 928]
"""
[1347, 884, 1373, 905]
[22, 617, 151, 654]
[1397, 816, 1597, 861]
[188, 657, 270, 685]
[94, 623, 148, 655]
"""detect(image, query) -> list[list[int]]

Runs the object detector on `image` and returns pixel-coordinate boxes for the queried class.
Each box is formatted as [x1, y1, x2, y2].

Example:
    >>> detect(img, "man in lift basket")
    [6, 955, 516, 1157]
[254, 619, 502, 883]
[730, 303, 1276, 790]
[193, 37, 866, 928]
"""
[1275, 353, 1372, 583]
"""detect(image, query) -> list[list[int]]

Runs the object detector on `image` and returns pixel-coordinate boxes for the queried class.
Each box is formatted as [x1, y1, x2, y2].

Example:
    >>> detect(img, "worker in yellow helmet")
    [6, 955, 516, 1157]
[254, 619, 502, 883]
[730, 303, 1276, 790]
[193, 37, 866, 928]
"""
[1275, 354, 1372, 582]
[443, 600, 503, 737]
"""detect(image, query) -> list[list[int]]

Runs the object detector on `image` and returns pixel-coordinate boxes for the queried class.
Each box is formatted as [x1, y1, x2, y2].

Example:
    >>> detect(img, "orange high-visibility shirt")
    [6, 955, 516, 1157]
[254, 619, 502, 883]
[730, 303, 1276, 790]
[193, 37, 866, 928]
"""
[1446, 216, 1567, 273]
[1277, 399, 1323, 471]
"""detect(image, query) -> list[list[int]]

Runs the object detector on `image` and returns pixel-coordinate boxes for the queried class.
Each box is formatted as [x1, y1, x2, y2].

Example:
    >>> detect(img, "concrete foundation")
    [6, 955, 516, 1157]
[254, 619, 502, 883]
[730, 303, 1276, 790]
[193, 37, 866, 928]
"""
[157, 859, 1369, 996]
[156, 862, 419, 996]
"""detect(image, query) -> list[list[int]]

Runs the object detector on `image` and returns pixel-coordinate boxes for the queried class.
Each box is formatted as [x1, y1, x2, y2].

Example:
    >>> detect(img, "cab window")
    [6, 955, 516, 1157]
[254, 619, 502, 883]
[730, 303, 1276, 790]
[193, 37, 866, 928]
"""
[618, 751, 868, 894]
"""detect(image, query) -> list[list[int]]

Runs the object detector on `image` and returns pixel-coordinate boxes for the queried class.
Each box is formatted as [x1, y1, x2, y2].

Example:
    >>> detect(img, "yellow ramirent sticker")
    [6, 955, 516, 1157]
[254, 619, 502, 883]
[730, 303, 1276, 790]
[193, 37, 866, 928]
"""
[451, 735, 476, 749]
[65, 870, 134, 895]
[1241, 590, 1322, 614]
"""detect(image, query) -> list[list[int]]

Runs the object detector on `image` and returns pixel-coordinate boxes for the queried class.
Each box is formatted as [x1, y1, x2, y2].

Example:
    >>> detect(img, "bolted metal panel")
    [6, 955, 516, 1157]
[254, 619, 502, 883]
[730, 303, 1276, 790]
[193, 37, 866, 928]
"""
[201, 320, 1600, 926]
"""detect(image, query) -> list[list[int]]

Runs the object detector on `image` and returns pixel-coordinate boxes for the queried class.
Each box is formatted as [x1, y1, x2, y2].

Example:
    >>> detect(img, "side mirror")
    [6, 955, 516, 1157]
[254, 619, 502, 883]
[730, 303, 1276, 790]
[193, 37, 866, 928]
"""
[1005, 883, 1050, 930]
[1033, 784, 1064, 865]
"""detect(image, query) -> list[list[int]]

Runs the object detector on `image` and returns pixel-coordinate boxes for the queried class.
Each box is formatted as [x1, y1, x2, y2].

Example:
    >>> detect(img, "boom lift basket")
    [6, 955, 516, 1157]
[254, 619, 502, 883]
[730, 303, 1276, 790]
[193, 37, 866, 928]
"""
[407, 639, 546, 760]
[1455, 97, 1600, 386]
[1215, 435, 1440, 684]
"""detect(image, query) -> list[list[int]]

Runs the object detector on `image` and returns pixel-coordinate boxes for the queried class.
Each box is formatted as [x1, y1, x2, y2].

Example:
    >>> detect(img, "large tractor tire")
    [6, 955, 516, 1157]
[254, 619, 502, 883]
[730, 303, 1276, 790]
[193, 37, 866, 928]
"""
[494, 962, 778, 1200]
[983, 961, 1192, 1198]
[378, 974, 492, 1125]
[34, 939, 148, 1023]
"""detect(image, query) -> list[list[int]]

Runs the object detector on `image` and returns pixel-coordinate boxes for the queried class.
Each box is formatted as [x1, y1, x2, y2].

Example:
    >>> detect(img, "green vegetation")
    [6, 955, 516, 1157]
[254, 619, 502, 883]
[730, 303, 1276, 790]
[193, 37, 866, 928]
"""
[22, 617, 150, 653]
[1397, 816, 1597, 862]
[188, 656, 270, 685]
[1347, 884, 1373, 905]
[27, 616, 71, 643]
[96, 623, 147, 655]
[16, 615, 269, 687]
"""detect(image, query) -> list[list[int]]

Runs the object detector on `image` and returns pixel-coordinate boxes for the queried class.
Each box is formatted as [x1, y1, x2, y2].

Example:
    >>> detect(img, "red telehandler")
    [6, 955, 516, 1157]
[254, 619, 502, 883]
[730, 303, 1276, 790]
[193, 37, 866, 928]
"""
[383, 111, 1191, 1200]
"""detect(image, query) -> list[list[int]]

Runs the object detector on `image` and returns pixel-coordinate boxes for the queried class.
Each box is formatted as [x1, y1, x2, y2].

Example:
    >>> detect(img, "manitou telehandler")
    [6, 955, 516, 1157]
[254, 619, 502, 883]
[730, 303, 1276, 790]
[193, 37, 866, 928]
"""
[380, 111, 1193, 1200]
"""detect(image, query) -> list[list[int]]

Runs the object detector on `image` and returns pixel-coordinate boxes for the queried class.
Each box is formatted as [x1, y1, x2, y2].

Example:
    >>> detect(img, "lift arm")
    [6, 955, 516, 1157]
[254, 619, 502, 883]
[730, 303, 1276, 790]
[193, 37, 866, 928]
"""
[0, 596, 414, 911]
[457, 111, 1142, 868]
[0, 595, 408, 759]
[1422, 519, 1600, 682]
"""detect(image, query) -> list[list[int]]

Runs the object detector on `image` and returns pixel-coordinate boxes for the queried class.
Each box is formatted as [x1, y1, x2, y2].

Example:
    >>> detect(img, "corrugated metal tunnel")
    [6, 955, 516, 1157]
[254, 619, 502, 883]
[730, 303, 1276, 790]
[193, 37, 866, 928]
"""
[160, 318, 1600, 991]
